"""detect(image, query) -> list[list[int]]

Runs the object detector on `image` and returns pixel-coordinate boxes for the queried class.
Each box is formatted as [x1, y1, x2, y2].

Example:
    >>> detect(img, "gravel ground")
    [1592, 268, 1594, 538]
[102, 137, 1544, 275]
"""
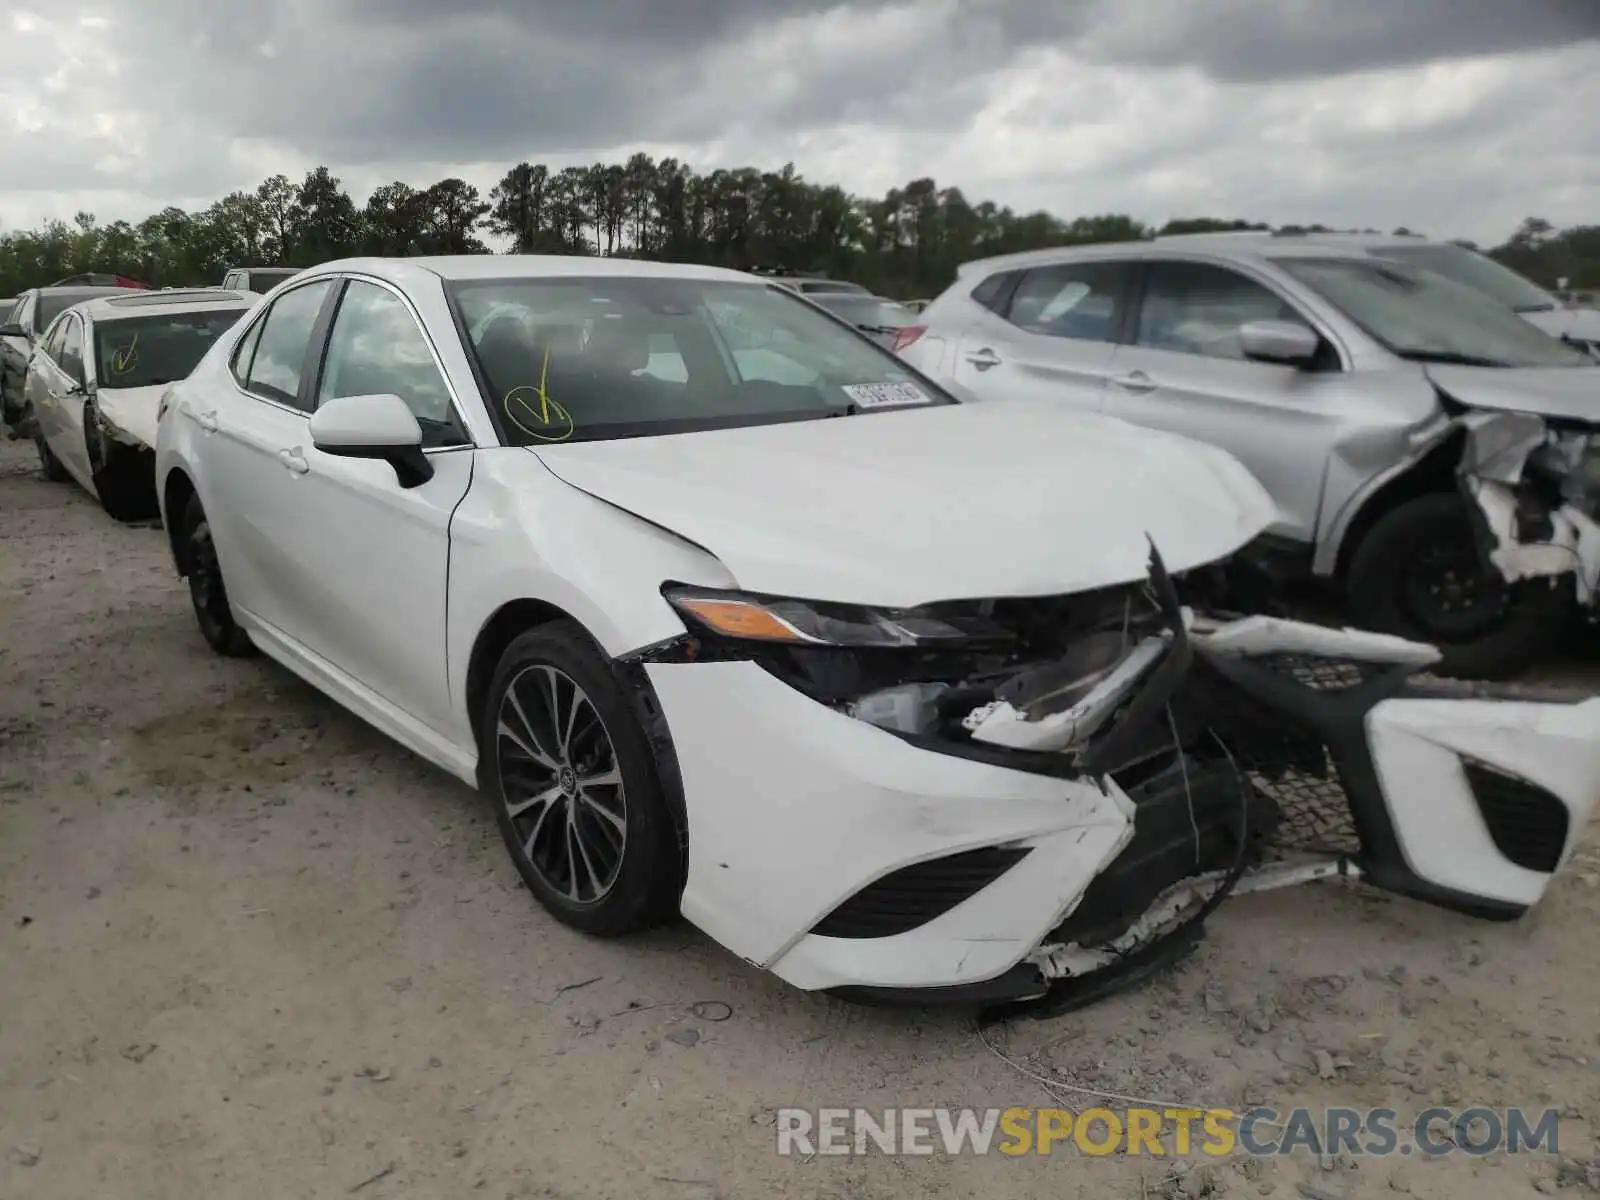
[3, 435, 1599, 1200]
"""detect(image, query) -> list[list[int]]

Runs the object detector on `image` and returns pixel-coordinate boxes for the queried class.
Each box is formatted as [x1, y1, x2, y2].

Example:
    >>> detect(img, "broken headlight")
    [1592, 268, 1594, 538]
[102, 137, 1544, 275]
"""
[1527, 430, 1600, 517]
[662, 586, 1014, 648]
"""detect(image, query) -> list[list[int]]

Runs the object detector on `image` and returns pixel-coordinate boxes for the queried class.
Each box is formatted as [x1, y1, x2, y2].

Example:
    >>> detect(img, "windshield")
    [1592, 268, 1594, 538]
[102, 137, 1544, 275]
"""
[94, 309, 250, 389]
[449, 276, 953, 444]
[809, 295, 917, 329]
[1279, 258, 1593, 369]
[1374, 243, 1557, 313]
[39, 289, 120, 328]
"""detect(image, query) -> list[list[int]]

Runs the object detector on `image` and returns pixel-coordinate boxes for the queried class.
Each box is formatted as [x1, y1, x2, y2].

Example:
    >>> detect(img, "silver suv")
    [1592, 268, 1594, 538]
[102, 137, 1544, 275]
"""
[899, 237, 1600, 678]
[1161, 230, 1600, 354]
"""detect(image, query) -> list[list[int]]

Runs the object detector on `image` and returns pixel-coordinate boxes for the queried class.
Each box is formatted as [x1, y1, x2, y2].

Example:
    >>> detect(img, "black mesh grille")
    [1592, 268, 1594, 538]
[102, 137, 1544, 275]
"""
[1253, 654, 1391, 691]
[1178, 658, 1363, 858]
[810, 847, 1031, 939]
[1462, 761, 1571, 874]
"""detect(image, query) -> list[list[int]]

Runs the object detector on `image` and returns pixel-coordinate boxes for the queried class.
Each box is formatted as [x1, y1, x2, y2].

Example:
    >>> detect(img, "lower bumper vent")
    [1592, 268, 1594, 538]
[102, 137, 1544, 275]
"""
[810, 846, 1031, 939]
[1462, 760, 1571, 874]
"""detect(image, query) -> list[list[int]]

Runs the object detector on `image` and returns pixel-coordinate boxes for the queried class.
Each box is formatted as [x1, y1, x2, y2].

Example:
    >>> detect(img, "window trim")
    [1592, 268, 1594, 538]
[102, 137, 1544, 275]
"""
[1126, 254, 1353, 372]
[995, 260, 1140, 346]
[307, 272, 475, 451]
[226, 276, 340, 416]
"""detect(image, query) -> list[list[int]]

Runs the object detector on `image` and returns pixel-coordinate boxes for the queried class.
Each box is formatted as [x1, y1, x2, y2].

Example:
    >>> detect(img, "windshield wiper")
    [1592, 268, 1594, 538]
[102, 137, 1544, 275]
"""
[1514, 302, 1558, 313]
[1395, 350, 1513, 368]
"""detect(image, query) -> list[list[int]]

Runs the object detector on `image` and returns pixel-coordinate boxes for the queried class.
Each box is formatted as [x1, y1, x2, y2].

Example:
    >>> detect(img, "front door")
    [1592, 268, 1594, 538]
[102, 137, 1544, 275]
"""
[1100, 259, 1351, 545]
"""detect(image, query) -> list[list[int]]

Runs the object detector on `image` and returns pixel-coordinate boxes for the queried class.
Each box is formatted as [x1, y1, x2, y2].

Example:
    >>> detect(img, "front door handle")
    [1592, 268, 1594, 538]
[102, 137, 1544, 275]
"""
[1110, 370, 1157, 394]
[278, 447, 309, 475]
[966, 347, 1002, 371]
[197, 409, 219, 433]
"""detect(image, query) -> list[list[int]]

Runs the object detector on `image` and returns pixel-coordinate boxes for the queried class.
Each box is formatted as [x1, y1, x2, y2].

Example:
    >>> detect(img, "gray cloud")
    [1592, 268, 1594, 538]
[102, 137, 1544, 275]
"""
[0, 0, 1596, 243]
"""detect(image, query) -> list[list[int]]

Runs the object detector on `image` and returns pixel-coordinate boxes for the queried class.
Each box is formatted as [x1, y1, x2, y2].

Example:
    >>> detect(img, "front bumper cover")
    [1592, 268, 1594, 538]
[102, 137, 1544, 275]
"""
[640, 569, 1600, 1010]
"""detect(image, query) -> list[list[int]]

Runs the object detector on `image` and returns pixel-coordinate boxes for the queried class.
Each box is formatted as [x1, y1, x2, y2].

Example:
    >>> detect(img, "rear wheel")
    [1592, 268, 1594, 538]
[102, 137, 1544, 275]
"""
[180, 493, 254, 657]
[480, 621, 682, 936]
[1345, 492, 1567, 680]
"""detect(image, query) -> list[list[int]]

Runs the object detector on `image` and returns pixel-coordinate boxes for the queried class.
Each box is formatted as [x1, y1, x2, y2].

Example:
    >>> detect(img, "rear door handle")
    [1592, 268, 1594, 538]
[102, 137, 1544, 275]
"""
[966, 348, 1002, 371]
[197, 409, 219, 433]
[278, 447, 309, 475]
[1110, 370, 1157, 394]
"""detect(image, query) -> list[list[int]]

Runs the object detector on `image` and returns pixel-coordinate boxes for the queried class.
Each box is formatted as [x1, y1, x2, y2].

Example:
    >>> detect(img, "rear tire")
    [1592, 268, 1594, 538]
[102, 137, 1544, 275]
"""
[480, 620, 683, 936]
[35, 434, 68, 482]
[1345, 492, 1567, 680]
[180, 493, 255, 657]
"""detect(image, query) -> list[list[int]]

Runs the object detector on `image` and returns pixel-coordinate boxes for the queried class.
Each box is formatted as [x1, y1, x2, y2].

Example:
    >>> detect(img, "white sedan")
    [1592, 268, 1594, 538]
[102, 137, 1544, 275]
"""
[28, 288, 253, 520]
[154, 255, 1600, 1010]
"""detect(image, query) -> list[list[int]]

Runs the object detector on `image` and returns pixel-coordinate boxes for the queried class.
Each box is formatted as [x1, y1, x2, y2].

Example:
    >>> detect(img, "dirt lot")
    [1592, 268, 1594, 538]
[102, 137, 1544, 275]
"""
[2, 435, 1599, 1200]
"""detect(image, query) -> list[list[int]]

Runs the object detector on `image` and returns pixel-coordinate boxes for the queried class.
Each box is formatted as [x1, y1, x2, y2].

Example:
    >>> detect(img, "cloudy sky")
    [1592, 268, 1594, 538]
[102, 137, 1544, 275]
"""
[3, 0, 1597, 245]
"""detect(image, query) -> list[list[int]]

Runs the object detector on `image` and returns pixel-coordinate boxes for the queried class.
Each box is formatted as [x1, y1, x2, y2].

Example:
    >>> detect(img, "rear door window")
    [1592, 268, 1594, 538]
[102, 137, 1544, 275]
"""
[1001, 263, 1134, 343]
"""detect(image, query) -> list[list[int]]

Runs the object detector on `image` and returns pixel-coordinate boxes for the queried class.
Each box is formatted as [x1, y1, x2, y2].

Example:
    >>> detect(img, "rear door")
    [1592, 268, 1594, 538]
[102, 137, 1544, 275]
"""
[947, 260, 1136, 415]
[1102, 258, 1351, 544]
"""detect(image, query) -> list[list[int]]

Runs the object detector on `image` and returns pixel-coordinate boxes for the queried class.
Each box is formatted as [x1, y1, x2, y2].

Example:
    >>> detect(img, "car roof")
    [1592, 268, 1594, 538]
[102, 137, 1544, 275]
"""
[956, 236, 1378, 277]
[79, 288, 254, 321]
[33, 285, 126, 302]
[1153, 230, 1435, 253]
[298, 254, 761, 287]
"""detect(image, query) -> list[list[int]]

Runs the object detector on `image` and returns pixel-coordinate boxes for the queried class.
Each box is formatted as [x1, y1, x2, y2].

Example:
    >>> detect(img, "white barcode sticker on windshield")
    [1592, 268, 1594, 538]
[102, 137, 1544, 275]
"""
[841, 381, 931, 409]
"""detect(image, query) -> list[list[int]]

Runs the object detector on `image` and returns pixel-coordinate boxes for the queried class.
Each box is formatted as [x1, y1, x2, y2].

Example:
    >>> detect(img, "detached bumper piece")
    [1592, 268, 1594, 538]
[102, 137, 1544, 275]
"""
[968, 602, 1600, 1017]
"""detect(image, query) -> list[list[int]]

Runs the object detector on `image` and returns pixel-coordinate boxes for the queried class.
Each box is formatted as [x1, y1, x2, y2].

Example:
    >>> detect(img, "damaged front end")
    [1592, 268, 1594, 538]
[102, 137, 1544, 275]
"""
[648, 548, 1600, 1015]
[1459, 410, 1600, 607]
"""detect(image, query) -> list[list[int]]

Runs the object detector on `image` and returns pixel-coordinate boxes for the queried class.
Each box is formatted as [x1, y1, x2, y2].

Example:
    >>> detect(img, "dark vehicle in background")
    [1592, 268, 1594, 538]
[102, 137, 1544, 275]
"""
[0, 285, 127, 438]
[51, 273, 150, 289]
[806, 293, 921, 347]
[220, 266, 303, 294]
[748, 265, 872, 297]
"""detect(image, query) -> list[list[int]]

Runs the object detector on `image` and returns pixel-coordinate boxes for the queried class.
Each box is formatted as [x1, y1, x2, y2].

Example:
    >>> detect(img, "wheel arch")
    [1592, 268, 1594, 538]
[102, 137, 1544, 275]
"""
[463, 599, 691, 868]
[161, 467, 198, 575]
[1331, 426, 1467, 585]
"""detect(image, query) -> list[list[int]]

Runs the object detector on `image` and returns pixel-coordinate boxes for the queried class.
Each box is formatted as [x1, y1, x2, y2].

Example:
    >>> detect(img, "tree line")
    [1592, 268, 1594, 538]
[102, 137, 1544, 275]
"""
[1, 154, 1594, 301]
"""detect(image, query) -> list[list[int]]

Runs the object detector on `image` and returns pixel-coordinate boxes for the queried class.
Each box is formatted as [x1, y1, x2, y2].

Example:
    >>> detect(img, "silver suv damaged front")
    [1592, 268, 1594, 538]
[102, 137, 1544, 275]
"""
[1458, 409, 1600, 608]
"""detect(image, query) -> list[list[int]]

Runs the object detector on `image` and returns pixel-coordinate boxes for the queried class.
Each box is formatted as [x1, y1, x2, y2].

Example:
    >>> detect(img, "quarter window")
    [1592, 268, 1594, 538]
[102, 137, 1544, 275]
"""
[1003, 263, 1131, 342]
[316, 280, 467, 447]
[243, 280, 334, 410]
[1136, 261, 1306, 362]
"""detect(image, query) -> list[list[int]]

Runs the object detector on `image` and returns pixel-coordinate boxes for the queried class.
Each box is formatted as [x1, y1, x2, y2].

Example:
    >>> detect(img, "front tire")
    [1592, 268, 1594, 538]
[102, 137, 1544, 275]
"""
[35, 433, 68, 482]
[180, 493, 255, 657]
[1345, 492, 1567, 680]
[481, 621, 683, 936]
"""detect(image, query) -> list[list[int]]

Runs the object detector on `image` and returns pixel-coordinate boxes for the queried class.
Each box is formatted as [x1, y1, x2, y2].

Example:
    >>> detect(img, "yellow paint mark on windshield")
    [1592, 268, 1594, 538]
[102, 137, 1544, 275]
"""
[109, 333, 139, 375]
[502, 345, 574, 442]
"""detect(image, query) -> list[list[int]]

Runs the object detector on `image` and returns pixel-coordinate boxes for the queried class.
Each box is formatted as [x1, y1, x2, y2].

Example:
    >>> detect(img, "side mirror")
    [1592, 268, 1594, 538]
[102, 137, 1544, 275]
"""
[308, 393, 434, 488]
[0, 322, 25, 338]
[1240, 319, 1320, 366]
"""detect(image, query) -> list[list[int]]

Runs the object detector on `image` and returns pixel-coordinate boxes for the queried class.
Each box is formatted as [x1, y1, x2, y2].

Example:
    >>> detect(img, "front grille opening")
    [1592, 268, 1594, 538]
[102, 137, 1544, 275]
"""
[1177, 658, 1364, 859]
[810, 846, 1031, 939]
[1462, 761, 1571, 874]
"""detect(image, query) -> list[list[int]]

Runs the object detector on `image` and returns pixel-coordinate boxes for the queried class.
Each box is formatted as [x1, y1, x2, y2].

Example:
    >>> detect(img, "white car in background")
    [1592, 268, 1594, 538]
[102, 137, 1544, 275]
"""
[28, 288, 252, 520]
[152, 255, 1600, 1011]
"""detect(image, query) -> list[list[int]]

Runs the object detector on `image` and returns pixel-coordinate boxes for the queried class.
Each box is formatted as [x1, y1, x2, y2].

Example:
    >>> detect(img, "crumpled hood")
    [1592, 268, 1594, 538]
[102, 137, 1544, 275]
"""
[96, 383, 167, 449]
[530, 403, 1276, 608]
[1522, 306, 1600, 346]
[1425, 364, 1600, 424]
